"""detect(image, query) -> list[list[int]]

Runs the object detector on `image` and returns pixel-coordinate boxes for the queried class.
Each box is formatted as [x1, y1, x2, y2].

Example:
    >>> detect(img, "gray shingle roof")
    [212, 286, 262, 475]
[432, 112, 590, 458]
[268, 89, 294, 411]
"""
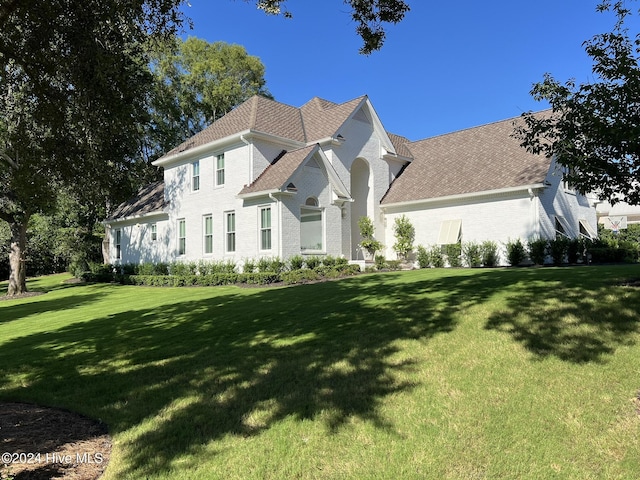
[381, 115, 551, 205]
[107, 180, 166, 221]
[159, 95, 368, 161]
[239, 145, 318, 195]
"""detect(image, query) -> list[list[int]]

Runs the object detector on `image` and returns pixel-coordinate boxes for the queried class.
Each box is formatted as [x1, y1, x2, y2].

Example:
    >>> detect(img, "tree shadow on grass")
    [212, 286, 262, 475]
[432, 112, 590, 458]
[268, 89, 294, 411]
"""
[1, 267, 638, 477]
[484, 266, 640, 363]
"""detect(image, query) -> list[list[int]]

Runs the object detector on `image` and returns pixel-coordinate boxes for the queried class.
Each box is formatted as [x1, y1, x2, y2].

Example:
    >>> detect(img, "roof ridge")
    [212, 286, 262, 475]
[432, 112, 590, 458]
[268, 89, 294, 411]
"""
[411, 109, 550, 144]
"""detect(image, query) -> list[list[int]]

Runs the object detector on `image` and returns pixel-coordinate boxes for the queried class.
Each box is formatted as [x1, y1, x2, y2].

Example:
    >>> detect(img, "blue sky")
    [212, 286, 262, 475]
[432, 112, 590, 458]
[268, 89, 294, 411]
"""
[180, 1, 638, 141]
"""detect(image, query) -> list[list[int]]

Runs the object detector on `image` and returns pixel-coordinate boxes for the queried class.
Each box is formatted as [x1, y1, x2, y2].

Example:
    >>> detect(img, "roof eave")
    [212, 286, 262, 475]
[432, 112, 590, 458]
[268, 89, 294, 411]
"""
[236, 188, 297, 200]
[153, 130, 252, 167]
[104, 210, 169, 226]
[381, 183, 546, 209]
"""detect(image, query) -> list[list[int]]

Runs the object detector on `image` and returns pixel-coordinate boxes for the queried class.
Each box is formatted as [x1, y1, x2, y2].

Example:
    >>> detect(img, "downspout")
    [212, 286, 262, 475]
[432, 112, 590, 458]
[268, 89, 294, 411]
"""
[269, 193, 282, 258]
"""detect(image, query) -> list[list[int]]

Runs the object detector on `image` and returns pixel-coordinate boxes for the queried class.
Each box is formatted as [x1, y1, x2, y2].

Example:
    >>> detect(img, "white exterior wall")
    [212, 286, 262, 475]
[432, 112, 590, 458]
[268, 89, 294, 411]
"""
[382, 191, 537, 264]
[538, 159, 598, 239]
[108, 215, 171, 265]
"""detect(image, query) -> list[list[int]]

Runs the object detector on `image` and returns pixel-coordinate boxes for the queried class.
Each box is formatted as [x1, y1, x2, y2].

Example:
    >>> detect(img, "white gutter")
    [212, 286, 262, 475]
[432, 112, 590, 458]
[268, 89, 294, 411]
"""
[381, 183, 546, 210]
[103, 210, 169, 227]
[153, 130, 305, 168]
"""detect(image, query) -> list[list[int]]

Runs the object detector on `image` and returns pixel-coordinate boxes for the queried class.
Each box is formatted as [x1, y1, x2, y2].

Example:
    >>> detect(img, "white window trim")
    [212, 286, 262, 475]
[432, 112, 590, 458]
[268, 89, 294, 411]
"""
[300, 205, 325, 253]
[192, 160, 200, 192]
[225, 211, 236, 253]
[150, 223, 157, 242]
[259, 206, 272, 251]
[115, 228, 122, 260]
[178, 218, 186, 256]
[215, 153, 225, 187]
[203, 214, 213, 255]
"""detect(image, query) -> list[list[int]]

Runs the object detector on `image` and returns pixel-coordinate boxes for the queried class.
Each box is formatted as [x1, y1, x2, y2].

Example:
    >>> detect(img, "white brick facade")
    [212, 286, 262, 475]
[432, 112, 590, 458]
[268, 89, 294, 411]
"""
[105, 95, 599, 267]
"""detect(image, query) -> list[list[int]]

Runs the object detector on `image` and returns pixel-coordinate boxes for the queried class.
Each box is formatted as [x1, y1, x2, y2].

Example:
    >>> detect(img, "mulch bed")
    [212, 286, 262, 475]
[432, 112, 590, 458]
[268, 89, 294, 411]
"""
[0, 403, 111, 480]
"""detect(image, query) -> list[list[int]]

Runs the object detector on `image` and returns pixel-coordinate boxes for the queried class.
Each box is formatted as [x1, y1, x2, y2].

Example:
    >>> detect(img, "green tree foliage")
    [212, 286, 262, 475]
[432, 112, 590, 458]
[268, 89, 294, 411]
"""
[249, 0, 410, 54]
[515, 1, 640, 206]
[145, 37, 272, 163]
[0, 0, 185, 295]
[358, 216, 383, 258]
[392, 214, 415, 259]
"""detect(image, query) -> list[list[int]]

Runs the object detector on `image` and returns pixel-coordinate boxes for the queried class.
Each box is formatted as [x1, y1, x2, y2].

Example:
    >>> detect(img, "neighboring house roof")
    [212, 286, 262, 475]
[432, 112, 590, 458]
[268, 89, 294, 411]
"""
[106, 180, 166, 221]
[238, 144, 351, 201]
[381, 115, 551, 205]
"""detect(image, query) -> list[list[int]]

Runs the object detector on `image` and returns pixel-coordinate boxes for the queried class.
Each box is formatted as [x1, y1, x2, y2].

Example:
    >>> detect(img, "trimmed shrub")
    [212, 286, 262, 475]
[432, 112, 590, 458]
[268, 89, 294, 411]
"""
[243, 258, 256, 273]
[374, 254, 387, 271]
[547, 237, 569, 266]
[462, 242, 482, 267]
[505, 238, 526, 266]
[527, 237, 548, 265]
[304, 256, 322, 270]
[322, 255, 337, 267]
[480, 241, 500, 267]
[429, 245, 445, 268]
[416, 245, 430, 268]
[445, 243, 462, 267]
[288, 254, 304, 271]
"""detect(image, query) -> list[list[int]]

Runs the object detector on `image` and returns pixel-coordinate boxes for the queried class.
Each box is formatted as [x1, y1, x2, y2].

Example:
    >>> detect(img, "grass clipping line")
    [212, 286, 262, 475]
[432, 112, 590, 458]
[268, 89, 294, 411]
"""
[0, 403, 111, 480]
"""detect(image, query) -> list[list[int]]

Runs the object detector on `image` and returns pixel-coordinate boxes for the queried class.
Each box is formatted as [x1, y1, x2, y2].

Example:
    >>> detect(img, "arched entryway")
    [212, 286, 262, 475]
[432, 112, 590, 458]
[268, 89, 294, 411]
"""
[350, 158, 374, 259]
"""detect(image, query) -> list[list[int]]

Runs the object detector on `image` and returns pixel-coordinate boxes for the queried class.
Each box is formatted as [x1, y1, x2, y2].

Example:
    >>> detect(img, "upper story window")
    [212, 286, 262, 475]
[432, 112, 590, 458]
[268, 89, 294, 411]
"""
[216, 153, 225, 186]
[151, 223, 157, 242]
[192, 160, 200, 191]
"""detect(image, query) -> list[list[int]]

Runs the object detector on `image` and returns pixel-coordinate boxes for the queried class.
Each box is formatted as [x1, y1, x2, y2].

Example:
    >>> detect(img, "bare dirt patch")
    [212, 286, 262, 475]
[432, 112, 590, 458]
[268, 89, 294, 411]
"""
[0, 292, 45, 302]
[1, 403, 111, 480]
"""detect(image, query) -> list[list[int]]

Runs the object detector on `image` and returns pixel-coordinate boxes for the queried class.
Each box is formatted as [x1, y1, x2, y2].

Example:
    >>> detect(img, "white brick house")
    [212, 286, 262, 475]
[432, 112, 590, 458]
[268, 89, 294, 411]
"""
[104, 95, 598, 266]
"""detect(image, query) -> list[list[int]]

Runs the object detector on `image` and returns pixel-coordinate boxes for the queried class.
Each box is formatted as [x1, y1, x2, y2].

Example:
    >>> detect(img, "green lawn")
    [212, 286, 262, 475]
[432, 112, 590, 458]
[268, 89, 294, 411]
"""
[1, 266, 639, 479]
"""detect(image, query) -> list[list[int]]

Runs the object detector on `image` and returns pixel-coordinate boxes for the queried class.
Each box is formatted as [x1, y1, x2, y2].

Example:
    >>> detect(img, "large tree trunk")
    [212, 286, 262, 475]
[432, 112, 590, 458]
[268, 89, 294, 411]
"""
[7, 218, 28, 296]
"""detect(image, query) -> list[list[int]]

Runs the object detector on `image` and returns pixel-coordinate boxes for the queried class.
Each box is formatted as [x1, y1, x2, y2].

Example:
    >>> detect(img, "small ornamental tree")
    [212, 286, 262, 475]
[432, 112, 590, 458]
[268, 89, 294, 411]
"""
[392, 214, 415, 260]
[358, 216, 383, 259]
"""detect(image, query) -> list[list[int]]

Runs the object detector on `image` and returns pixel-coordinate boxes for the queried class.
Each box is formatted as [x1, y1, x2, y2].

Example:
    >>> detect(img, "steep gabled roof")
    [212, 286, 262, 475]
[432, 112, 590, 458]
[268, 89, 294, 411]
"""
[159, 96, 305, 160]
[238, 144, 351, 200]
[381, 115, 551, 205]
[239, 145, 318, 195]
[107, 180, 166, 221]
[300, 96, 367, 141]
[157, 95, 373, 164]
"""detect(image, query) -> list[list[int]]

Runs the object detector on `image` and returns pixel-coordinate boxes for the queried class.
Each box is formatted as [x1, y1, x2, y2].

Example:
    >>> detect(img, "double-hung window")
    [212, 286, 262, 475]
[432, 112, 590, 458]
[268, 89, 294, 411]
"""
[216, 154, 225, 186]
[226, 211, 236, 252]
[151, 223, 157, 242]
[115, 229, 122, 260]
[260, 207, 272, 250]
[192, 160, 200, 191]
[178, 219, 186, 255]
[204, 215, 213, 254]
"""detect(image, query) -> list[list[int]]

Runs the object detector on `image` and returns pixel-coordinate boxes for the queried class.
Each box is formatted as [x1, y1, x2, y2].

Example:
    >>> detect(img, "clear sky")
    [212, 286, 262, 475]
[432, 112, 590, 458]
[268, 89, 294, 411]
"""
[179, 1, 638, 141]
